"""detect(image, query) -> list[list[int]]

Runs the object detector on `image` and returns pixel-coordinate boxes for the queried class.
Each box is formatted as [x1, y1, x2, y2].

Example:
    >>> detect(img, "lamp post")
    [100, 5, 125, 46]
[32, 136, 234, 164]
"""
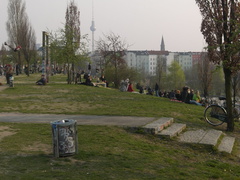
[42, 31, 46, 75]
[42, 31, 50, 82]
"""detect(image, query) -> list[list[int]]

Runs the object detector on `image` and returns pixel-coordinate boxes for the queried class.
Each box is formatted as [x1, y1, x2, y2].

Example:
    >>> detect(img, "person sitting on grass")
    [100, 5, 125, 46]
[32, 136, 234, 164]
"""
[190, 90, 202, 106]
[99, 75, 108, 87]
[85, 75, 94, 86]
[127, 82, 134, 92]
[36, 74, 46, 85]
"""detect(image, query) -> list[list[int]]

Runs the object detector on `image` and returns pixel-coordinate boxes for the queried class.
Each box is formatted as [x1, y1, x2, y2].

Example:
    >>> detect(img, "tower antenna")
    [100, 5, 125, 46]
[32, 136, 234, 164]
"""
[90, 0, 96, 53]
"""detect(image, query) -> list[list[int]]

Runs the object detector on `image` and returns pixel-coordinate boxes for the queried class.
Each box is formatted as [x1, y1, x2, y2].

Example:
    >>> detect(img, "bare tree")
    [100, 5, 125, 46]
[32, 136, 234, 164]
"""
[155, 56, 167, 91]
[6, 0, 36, 76]
[96, 32, 128, 88]
[65, 0, 81, 84]
[196, 0, 240, 131]
[197, 52, 215, 97]
[0, 44, 7, 66]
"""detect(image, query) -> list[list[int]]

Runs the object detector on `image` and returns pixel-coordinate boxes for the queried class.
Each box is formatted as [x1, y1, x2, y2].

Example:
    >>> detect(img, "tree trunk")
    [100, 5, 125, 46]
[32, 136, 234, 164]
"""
[203, 87, 208, 98]
[223, 67, 234, 131]
[71, 63, 75, 84]
[114, 58, 118, 88]
[27, 61, 30, 76]
[17, 51, 21, 75]
[67, 61, 71, 84]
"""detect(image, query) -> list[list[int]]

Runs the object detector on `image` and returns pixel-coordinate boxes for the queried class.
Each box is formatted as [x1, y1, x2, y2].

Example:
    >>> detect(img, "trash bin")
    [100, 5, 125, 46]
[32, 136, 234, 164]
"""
[51, 119, 78, 158]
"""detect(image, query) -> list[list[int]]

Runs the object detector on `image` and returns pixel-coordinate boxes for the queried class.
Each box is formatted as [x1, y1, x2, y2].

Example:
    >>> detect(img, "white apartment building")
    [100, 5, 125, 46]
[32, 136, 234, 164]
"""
[124, 51, 196, 75]
[124, 51, 168, 76]
[124, 51, 149, 74]
[91, 36, 201, 76]
[149, 54, 158, 75]
[174, 52, 192, 70]
[125, 51, 137, 68]
[166, 52, 175, 67]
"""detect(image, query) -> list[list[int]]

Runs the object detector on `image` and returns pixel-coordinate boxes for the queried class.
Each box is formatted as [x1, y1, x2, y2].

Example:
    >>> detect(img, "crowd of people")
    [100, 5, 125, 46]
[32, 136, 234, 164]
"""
[34, 69, 203, 107]
[33, 68, 205, 107]
[166, 87, 203, 106]
[120, 80, 203, 106]
[156, 86, 203, 106]
[78, 73, 109, 87]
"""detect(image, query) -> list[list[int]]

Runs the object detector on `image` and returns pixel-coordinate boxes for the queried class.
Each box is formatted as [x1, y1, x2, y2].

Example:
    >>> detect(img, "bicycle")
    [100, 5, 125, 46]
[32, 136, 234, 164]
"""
[204, 97, 240, 126]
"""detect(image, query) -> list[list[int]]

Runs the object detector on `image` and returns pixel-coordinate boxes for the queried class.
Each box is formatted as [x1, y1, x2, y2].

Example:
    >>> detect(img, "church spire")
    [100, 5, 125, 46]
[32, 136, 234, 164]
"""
[160, 36, 165, 51]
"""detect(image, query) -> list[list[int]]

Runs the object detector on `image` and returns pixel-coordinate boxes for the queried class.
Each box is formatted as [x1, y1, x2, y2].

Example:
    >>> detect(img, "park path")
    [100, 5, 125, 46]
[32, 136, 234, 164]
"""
[0, 113, 156, 127]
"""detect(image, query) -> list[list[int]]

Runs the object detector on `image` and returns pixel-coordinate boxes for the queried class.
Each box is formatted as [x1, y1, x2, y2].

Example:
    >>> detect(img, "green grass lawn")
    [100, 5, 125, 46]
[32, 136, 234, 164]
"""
[0, 74, 205, 126]
[0, 73, 239, 179]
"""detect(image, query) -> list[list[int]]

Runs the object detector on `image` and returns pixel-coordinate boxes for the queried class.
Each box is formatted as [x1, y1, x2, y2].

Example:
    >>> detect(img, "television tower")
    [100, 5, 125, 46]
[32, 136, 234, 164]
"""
[90, 0, 96, 53]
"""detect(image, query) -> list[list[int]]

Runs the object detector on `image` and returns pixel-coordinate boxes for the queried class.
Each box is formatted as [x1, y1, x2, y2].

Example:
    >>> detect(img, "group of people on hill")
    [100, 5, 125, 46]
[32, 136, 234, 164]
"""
[119, 79, 134, 92]
[35, 71, 203, 107]
[134, 83, 155, 95]
[170, 86, 202, 106]
[78, 73, 108, 87]
[122, 81, 203, 106]
[154, 86, 203, 106]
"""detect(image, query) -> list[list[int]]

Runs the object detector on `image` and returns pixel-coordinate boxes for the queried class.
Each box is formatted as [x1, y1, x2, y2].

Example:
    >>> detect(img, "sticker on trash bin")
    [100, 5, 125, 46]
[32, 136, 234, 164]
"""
[58, 126, 76, 154]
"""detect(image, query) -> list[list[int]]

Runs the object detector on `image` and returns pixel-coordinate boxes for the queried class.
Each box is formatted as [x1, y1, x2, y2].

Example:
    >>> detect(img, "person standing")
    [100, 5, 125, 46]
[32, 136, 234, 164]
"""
[16, 63, 20, 75]
[5, 64, 13, 85]
[88, 63, 91, 74]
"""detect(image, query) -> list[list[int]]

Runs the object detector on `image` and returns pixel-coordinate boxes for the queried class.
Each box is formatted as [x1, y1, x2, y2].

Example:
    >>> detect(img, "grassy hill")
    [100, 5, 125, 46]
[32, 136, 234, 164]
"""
[0, 74, 239, 179]
[0, 74, 205, 124]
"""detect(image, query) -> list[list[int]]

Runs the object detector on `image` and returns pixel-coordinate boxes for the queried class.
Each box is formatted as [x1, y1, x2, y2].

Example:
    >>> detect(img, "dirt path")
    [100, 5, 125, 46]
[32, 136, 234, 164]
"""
[0, 76, 9, 91]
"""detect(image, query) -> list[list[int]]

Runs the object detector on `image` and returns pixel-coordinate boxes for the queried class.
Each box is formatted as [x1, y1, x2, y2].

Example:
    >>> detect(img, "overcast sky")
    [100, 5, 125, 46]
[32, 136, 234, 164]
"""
[0, 0, 206, 52]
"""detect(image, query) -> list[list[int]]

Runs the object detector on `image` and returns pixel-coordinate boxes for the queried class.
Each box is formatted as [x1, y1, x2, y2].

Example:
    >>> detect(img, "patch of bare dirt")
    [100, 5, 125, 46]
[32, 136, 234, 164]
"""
[51, 157, 86, 165]
[171, 112, 183, 117]
[0, 126, 51, 154]
[21, 142, 52, 154]
[0, 126, 16, 141]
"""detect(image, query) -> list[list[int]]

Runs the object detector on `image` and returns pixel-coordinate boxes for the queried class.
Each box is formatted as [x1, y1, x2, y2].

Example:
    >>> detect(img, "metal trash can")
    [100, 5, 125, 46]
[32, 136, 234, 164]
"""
[51, 119, 78, 157]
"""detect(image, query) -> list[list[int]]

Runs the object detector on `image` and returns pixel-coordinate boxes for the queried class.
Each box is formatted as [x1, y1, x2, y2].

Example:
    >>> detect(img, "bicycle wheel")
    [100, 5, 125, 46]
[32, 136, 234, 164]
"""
[204, 104, 227, 126]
